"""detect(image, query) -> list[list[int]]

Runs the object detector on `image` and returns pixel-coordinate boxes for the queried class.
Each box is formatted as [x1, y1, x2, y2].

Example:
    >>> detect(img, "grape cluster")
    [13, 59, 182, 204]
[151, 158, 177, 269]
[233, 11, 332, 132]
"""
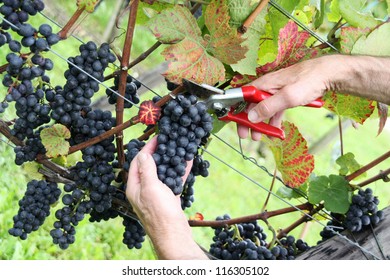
[13, 129, 46, 165]
[49, 41, 116, 126]
[9, 180, 61, 240]
[209, 215, 310, 260]
[122, 216, 146, 250]
[123, 138, 145, 171]
[181, 153, 210, 209]
[344, 188, 384, 232]
[153, 94, 213, 195]
[106, 75, 141, 108]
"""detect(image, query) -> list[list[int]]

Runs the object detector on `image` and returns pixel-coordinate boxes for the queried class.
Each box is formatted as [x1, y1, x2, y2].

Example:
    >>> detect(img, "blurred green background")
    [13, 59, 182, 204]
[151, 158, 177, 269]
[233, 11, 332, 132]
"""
[0, 0, 389, 260]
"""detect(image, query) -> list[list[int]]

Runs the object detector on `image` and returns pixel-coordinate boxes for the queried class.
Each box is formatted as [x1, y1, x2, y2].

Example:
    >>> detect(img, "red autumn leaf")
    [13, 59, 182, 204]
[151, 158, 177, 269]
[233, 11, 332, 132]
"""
[148, 2, 247, 85]
[231, 21, 318, 87]
[264, 121, 314, 188]
[138, 100, 161, 125]
[190, 212, 204, 221]
[340, 26, 371, 54]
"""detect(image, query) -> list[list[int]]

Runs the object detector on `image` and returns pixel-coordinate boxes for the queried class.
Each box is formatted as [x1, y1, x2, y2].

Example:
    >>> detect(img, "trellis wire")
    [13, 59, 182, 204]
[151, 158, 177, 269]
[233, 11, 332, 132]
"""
[0, 15, 141, 109]
[200, 146, 382, 259]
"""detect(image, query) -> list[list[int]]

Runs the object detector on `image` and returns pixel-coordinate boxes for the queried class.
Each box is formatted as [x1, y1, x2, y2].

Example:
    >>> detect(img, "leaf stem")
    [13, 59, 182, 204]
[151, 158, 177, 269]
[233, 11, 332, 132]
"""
[346, 150, 390, 182]
[238, 0, 269, 34]
[261, 168, 277, 212]
[339, 116, 344, 156]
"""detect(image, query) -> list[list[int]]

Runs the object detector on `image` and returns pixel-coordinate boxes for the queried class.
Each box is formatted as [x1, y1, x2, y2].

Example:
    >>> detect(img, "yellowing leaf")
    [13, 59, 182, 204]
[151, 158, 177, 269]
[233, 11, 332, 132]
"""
[264, 121, 314, 188]
[40, 124, 71, 158]
[323, 92, 375, 124]
[352, 22, 390, 56]
[205, 0, 247, 65]
[77, 0, 100, 13]
[148, 1, 247, 85]
[161, 38, 225, 85]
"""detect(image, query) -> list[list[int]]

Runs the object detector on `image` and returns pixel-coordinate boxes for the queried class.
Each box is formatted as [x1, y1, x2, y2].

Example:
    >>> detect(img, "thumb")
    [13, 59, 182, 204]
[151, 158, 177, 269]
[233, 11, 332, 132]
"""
[137, 151, 158, 188]
[247, 93, 290, 123]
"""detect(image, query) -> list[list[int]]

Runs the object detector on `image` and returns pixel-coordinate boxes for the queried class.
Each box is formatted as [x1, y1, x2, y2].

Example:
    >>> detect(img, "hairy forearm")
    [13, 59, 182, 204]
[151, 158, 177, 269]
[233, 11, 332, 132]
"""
[328, 55, 390, 105]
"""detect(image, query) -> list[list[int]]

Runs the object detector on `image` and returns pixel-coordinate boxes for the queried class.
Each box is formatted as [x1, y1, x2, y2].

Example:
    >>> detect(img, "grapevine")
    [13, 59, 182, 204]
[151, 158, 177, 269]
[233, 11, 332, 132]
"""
[0, 0, 389, 261]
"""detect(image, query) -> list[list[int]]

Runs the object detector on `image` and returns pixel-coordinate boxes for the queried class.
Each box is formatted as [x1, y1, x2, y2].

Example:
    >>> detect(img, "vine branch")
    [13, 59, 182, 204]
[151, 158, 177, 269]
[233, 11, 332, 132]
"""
[116, 0, 139, 168]
[58, 7, 86, 39]
[346, 150, 390, 182]
[188, 203, 312, 227]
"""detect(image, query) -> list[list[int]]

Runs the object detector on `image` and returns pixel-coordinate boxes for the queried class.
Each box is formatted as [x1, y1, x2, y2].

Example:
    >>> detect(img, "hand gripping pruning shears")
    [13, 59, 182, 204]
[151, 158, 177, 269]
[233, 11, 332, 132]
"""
[182, 79, 324, 140]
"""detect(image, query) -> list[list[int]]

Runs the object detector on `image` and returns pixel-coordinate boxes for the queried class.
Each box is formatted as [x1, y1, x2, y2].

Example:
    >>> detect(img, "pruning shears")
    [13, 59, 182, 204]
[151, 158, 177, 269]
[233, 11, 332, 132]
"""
[182, 79, 324, 140]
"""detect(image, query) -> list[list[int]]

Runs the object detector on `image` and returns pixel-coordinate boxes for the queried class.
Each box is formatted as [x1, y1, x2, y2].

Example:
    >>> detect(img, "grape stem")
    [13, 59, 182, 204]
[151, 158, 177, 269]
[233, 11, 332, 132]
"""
[0, 63, 9, 74]
[116, 0, 140, 170]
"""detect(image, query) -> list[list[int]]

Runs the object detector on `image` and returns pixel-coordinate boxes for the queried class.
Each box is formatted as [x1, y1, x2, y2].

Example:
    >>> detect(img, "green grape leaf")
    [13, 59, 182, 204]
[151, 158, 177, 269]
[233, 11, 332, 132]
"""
[40, 124, 71, 158]
[388, 0, 390, 14]
[340, 26, 371, 54]
[338, 0, 382, 29]
[352, 22, 390, 56]
[227, 0, 267, 75]
[137, 2, 174, 25]
[336, 152, 364, 177]
[22, 162, 44, 180]
[308, 175, 351, 214]
[313, 0, 325, 28]
[264, 121, 314, 188]
[327, 0, 341, 23]
[276, 183, 307, 200]
[324, 92, 375, 124]
[77, 0, 100, 13]
[269, 0, 301, 44]
[148, 1, 247, 85]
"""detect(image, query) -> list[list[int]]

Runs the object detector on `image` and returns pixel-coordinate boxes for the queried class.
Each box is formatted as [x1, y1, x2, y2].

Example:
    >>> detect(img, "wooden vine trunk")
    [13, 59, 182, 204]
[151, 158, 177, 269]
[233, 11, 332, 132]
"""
[297, 206, 390, 260]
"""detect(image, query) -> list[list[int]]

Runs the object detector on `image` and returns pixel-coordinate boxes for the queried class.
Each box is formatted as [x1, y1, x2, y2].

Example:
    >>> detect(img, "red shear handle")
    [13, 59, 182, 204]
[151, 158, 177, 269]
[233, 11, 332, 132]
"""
[219, 111, 285, 140]
[241, 86, 324, 108]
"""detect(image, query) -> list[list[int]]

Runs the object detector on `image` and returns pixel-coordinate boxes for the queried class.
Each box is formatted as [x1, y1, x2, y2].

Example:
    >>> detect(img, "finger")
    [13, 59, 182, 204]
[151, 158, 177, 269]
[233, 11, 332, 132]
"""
[182, 159, 193, 184]
[136, 151, 159, 189]
[269, 111, 284, 128]
[248, 90, 294, 123]
[250, 130, 262, 141]
[140, 135, 158, 155]
[237, 123, 250, 139]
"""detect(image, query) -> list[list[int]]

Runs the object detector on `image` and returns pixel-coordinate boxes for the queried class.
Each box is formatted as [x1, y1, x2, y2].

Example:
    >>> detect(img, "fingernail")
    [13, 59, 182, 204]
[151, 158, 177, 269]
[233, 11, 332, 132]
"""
[137, 152, 147, 164]
[248, 110, 260, 122]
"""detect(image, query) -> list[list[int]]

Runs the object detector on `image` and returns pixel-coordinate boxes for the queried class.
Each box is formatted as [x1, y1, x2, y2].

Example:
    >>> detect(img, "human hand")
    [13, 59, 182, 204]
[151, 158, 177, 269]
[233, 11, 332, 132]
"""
[238, 55, 337, 140]
[126, 136, 192, 235]
[126, 137, 207, 259]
